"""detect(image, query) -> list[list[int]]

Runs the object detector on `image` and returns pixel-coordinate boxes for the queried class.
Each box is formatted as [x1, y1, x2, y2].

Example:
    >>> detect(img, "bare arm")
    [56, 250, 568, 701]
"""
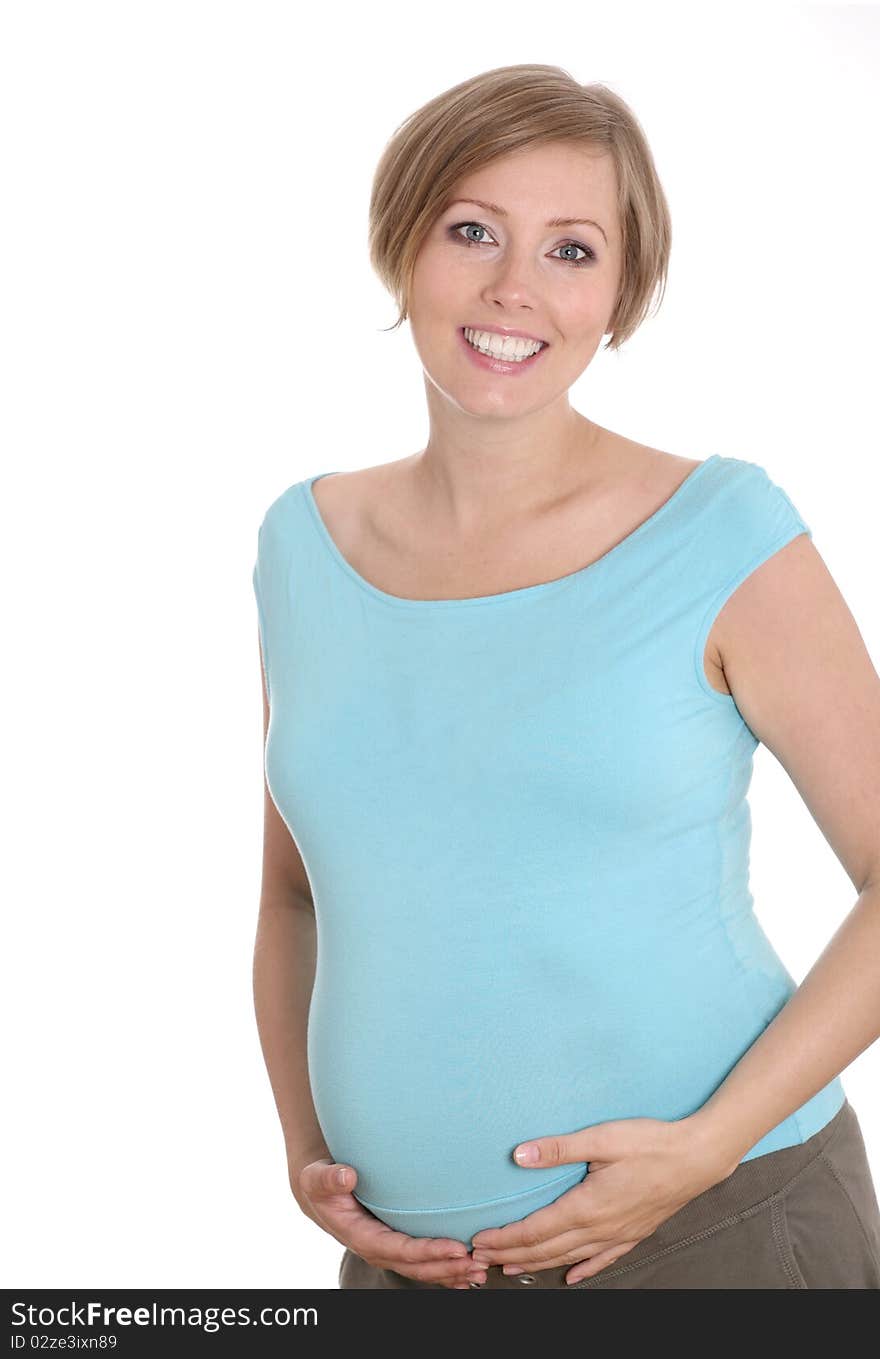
[688, 533, 880, 1163]
[252, 634, 330, 1227]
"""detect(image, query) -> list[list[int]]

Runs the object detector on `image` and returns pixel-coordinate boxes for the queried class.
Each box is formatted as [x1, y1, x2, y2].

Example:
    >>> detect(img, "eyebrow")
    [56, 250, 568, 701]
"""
[444, 197, 608, 245]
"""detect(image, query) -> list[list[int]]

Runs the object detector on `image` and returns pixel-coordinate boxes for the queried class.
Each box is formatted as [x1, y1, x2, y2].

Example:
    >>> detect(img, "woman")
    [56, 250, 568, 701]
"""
[251, 65, 880, 1289]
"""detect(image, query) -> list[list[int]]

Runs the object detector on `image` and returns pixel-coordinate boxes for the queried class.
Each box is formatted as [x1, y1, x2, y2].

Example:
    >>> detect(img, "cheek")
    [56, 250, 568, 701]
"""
[554, 300, 609, 344]
[409, 250, 467, 314]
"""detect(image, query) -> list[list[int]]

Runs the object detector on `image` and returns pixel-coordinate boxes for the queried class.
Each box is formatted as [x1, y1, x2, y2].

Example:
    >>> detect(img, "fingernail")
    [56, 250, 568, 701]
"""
[336, 1167, 348, 1186]
[514, 1143, 539, 1163]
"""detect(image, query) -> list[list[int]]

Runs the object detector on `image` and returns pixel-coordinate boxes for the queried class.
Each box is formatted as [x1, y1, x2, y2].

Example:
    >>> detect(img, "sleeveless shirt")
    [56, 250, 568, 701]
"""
[252, 453, 846, 1248]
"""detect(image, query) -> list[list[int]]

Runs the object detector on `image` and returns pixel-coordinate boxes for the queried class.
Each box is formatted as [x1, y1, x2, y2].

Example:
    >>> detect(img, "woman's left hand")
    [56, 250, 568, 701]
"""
[469, 1114, 738, 1285]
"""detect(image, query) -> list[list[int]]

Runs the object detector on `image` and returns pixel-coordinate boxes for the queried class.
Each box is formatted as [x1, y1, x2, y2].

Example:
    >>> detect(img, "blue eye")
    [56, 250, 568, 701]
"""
[448, 221, 597, 267]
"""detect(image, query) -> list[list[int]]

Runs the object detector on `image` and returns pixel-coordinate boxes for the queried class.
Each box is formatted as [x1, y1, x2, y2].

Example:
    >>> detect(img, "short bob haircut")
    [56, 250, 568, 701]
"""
[368, 64, 672, 353]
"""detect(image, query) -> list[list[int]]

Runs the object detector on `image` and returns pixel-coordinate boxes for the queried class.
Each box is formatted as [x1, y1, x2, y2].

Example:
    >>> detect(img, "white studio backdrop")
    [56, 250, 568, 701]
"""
[2, 0, 878, 1288]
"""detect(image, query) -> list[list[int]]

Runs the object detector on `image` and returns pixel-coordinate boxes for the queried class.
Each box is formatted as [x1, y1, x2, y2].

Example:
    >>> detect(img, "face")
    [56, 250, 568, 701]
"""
[407, 142, 621, 417]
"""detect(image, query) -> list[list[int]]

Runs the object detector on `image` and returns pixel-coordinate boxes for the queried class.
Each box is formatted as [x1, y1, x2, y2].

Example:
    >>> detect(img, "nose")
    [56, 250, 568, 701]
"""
[482, 250, 543, 315]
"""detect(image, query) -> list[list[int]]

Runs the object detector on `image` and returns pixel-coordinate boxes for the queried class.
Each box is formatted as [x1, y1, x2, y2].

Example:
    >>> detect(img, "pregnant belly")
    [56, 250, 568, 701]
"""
[305, 925, 797, 1248]
[307, 1002, 589, 1247]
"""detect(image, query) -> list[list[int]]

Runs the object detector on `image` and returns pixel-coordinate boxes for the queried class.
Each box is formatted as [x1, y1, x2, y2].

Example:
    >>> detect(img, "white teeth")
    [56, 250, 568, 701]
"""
[463, 328, 544, 361]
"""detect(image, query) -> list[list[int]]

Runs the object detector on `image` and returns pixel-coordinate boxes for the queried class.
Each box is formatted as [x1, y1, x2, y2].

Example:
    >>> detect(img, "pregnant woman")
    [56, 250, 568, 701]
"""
[251, 65, 880, 1289]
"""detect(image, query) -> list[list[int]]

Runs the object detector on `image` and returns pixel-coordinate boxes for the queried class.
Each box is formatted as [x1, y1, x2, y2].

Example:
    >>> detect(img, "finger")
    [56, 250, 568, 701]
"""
[305, 1175, 470, 1263]
[409, 1260, 489, 1286]
[299, 1161, 356, 1199]
[481, 1230, 610, 1270]
[494, 1232, 634, 1275]
[380, 1241, 482, 1283]
[495, 1236, 618, 1272]
[311, 1186, 465, 1262]
[565, 1240, 641, 1285]
[471, 1218, 580, 1265]
[475, 1218, 619, 1268]
[470, 1198, 580, 1258]
[348, 1226, 476, 1280]
[368, 1227, 471, 1266]
[324, 1164, 356, 1194]
[366, 1250, 487, 1286]
[323, 1200, 474, 1271]
[301, 1174, 477, 1282]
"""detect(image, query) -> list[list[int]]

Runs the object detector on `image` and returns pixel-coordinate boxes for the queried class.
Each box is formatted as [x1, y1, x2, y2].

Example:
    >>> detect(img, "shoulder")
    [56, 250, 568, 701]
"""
[594, 431, 809, 546]
[308, 456, 418, 553]
[704, 457, 817, 665]
[704, 452, 799, 502]
[253, 480, 313, 594]
[711, 455, 813, 549]
[257, 479, 305, 535]
[309, 458, 414, 512]
[653, 449, 813, 552]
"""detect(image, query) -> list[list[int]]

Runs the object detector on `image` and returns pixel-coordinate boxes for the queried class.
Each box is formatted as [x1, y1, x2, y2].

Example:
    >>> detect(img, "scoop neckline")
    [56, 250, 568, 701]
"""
[300, 454, 721, 611]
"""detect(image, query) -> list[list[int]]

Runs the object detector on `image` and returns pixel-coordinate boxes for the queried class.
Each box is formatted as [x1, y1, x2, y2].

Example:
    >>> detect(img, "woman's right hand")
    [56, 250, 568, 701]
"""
[294, 1156, 488, 1289]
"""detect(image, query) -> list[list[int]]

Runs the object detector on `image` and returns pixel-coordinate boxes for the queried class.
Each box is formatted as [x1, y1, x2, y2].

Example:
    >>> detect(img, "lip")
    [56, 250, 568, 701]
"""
[458, 326, 550, 376]
[462, 323, 549, 344]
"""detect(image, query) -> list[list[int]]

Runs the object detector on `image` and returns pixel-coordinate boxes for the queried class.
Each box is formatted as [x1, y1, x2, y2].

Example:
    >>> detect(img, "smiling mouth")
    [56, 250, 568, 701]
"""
[460, 327, 548, 362]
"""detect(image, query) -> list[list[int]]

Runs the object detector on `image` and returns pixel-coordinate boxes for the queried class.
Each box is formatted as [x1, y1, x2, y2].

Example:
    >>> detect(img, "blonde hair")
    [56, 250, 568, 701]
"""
[368, 64, 672, 352]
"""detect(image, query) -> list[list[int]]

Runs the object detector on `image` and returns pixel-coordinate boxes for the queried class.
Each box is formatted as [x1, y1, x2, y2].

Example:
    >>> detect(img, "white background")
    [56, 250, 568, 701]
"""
[3, 1, 879, 1289]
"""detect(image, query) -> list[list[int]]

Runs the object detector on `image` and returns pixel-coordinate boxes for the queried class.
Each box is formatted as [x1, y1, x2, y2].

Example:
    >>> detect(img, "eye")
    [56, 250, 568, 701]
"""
[448, 221, 597, 267]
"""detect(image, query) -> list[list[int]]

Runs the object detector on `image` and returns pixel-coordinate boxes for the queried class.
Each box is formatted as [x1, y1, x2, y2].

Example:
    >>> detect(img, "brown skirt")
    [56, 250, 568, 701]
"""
[338, 1097, 880, 1289]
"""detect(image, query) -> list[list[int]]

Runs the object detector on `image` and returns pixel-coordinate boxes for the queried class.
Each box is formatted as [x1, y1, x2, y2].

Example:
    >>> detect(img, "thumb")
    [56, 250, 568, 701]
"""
[330, 1163, 357, 1191]
[513, 1123, 620, 1169]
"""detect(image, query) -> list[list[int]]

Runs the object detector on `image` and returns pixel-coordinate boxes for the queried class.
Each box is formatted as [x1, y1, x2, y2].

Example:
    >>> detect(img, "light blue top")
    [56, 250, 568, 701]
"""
[253, 454, 845, 1248]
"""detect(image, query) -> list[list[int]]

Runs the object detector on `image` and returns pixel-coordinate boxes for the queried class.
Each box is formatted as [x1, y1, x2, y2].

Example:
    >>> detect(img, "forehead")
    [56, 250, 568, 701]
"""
[451, 143, 618, 214]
